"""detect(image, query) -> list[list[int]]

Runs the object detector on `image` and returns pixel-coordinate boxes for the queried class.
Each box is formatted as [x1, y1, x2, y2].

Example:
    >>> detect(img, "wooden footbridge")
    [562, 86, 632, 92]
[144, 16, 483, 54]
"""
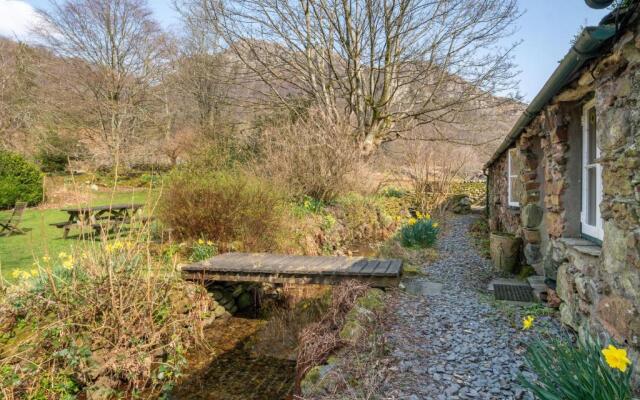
[181, 253, 403, 288]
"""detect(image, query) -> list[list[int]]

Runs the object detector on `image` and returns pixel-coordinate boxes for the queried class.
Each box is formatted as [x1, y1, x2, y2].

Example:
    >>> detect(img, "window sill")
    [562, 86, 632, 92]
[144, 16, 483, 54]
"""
[558, 237, 602, 258]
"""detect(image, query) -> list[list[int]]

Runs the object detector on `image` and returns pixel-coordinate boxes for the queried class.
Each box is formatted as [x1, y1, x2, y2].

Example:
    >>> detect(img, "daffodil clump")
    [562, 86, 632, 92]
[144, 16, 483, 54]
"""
[8, 252, 78, 287]
[398, 211, 439, 248]
[520, 325, 635, 399]
[189, 238, 218, 262]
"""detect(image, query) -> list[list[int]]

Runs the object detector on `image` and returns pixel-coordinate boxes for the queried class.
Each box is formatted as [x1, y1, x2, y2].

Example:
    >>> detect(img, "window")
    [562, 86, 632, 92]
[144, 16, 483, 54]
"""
[507, 148, 523, 207]
[581, 100, 603, 241]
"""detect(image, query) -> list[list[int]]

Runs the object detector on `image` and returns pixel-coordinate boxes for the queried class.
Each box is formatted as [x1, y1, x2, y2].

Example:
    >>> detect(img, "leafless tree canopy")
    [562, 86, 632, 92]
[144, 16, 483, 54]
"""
[35, 0, 168, 167]
[204, 0, 520, 150]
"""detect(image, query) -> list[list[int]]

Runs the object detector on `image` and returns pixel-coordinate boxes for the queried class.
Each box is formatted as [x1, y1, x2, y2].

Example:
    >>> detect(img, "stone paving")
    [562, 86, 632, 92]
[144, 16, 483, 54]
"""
[382, 214, 562, 400]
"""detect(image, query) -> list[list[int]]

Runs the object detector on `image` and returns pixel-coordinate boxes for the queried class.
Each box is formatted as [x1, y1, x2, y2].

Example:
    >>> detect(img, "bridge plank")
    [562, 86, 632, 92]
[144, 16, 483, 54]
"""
[182, 253, 402, 288]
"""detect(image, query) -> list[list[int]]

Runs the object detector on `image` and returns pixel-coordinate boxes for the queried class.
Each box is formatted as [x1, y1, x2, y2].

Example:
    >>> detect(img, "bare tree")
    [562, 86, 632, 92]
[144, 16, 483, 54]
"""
[35, 0, 168, 168]
[203, 0, 520, 152]
[175, 0, 232, 139]
[0, 41, 39, 150]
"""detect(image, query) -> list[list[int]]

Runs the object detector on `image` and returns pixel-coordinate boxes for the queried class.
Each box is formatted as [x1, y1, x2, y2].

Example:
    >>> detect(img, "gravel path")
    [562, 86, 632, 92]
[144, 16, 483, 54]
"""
[382, 214, 558, 400]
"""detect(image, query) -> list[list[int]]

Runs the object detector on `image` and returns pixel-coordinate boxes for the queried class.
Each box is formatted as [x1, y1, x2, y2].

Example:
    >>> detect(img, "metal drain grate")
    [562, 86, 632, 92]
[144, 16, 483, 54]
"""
[493, 282, 533, 302]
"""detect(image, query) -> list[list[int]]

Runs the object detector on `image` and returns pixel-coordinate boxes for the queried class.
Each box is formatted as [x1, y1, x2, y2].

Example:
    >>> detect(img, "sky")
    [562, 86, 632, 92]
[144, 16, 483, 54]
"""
[0, 0, 613, 102]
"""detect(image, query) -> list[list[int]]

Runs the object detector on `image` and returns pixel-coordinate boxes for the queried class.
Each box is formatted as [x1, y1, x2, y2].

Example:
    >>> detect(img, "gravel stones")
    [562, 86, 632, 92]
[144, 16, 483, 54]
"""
[381, 215, 562, 399]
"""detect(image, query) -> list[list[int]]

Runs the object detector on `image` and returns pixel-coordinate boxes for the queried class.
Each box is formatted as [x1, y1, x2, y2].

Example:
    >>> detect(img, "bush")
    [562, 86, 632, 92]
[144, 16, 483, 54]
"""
[0, 239, 214, 398]
[35, 132, 82, 173]
[254, 111, 361, 202]
[159, 169, 287, 251]
[0, 150, 43, 209]
[521, 335, 634, 400]
[399, 214, 439, 248]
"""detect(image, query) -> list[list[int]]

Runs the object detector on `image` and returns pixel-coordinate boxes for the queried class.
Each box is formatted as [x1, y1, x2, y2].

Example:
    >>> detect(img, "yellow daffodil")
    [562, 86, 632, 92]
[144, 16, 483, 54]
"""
[106, 241, 124, 253]
[61, 255, 74, 270]
[42, 256, 51, 263]
[408, 218, 417, 226]
[58, 251, 68, 259]
[11, 270, 31, 280]
[30, 268, 39, 277]
[206, 240, 214, 246]
[602, 345, 631, 372]
[198, 239, 205, 245]
[416, 211, 423, 218]
[433, 222, 439, 228]
[424, 213, 431, 220]
[522, 315, 534, 330]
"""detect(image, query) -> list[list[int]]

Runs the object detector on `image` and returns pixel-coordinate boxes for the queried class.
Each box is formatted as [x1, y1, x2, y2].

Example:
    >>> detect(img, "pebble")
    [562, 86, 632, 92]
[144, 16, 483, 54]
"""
[382, 215, 564, 399]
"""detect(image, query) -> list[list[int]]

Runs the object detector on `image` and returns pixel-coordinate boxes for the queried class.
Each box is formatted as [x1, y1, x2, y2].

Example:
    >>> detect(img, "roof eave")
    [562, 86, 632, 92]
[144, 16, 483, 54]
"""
[483, 24, 617, 170]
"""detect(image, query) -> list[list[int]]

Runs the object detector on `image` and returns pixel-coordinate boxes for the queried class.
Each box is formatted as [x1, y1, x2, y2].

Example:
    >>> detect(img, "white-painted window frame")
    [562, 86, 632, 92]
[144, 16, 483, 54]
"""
[581, 99, 604, 241]
[507, 148, 520, 208]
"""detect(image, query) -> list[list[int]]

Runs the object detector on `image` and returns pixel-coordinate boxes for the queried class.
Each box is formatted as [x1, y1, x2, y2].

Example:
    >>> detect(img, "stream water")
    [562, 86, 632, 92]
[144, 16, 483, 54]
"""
[169, 317, 297, 400]
[169, 243, 379, 400]
[169, 285, 330, 400]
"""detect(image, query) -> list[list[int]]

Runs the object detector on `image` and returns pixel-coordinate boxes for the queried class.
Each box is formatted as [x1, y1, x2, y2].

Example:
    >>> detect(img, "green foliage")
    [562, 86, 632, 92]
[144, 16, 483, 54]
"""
[521, 336, 634, 400]
[159, 168, 287, 251]
[35, 132, 81, 173]
[292, 195, 328, 217]
[450, 181, 485, 204]
[0, 240, 211, 398]
[399, 218, 439, 248]
[0, 150, 44, 209]
[380, 187, 408, 198]
[189, 239, 218, 262]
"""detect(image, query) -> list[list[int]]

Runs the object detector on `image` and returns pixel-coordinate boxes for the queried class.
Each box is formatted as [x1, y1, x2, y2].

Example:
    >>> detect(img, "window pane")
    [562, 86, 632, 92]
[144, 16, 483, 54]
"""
[588, 107, 597, 164]
[510, 149, 524, 176]
[510, 176, 523, 204]
[587, 167, 597, 226]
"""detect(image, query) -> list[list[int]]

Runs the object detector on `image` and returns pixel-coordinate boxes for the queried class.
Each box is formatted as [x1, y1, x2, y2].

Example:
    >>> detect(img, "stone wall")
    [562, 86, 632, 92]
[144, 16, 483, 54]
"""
[488, 13, 640, 353]
[487, 151, 521, 234]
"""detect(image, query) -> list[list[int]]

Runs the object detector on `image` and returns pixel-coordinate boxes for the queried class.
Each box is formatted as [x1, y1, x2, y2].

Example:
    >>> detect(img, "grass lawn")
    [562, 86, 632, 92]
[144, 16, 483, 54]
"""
[0, 188, 159, 281]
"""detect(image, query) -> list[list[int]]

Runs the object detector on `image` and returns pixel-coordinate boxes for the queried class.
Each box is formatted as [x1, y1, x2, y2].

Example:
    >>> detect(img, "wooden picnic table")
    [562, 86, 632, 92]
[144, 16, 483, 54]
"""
[52, 203, 145, 239]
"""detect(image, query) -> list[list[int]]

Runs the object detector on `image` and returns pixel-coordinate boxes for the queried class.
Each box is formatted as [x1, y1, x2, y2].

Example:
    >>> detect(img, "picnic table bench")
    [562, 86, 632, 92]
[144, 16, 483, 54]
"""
[50, 203, 146, 239]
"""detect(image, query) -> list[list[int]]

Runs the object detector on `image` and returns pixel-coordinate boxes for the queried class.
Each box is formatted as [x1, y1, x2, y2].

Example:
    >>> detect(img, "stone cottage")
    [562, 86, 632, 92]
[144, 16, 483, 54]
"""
[485, 1, 640, 352]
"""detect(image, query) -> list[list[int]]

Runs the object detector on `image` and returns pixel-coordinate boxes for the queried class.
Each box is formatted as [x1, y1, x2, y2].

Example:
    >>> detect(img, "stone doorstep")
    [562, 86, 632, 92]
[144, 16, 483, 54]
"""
[527, 275, 549, 302]
[557, 237, 602, 258]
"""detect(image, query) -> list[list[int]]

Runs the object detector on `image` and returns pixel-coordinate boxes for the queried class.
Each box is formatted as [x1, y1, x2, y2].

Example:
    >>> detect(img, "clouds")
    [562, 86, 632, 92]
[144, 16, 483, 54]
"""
[0, 0, 43, 40]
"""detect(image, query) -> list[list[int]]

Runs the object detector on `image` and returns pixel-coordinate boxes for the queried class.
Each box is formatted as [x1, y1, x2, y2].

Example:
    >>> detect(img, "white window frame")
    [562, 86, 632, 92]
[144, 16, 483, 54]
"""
[507, 148, 520, 207]
[581, 100, 604, 241]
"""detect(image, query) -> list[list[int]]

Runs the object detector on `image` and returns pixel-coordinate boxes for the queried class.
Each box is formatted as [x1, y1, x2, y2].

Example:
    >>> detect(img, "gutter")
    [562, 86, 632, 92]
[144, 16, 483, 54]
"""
[483, 23, 617, 170]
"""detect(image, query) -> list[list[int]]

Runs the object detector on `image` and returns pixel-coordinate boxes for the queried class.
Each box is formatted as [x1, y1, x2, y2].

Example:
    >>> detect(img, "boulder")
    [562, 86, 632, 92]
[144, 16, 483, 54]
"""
[448, 194, 472, 214]
[524, 243, 542, 265]
[521, 203, 544, 228]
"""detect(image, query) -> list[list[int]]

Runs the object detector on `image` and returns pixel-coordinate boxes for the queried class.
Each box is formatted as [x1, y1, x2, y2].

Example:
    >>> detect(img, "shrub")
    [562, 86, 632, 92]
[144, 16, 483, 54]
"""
[399, 214, 439, 248]
[0, 150, 44, 209]
[254, 111, 361, 202]
[0, 239, 214, 398]
[521, 335, 634, 400]
[35, 132, 81, 173]
[159, 169, 287, 251]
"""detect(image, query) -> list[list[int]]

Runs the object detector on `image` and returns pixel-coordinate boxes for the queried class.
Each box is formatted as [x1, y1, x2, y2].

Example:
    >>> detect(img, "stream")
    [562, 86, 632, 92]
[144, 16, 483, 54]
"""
[169, 243, 379, 400]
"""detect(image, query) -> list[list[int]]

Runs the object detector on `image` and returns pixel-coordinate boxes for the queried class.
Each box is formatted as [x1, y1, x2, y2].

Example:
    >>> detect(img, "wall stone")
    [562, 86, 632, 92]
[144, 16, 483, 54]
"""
[488, 12, 640, 354]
